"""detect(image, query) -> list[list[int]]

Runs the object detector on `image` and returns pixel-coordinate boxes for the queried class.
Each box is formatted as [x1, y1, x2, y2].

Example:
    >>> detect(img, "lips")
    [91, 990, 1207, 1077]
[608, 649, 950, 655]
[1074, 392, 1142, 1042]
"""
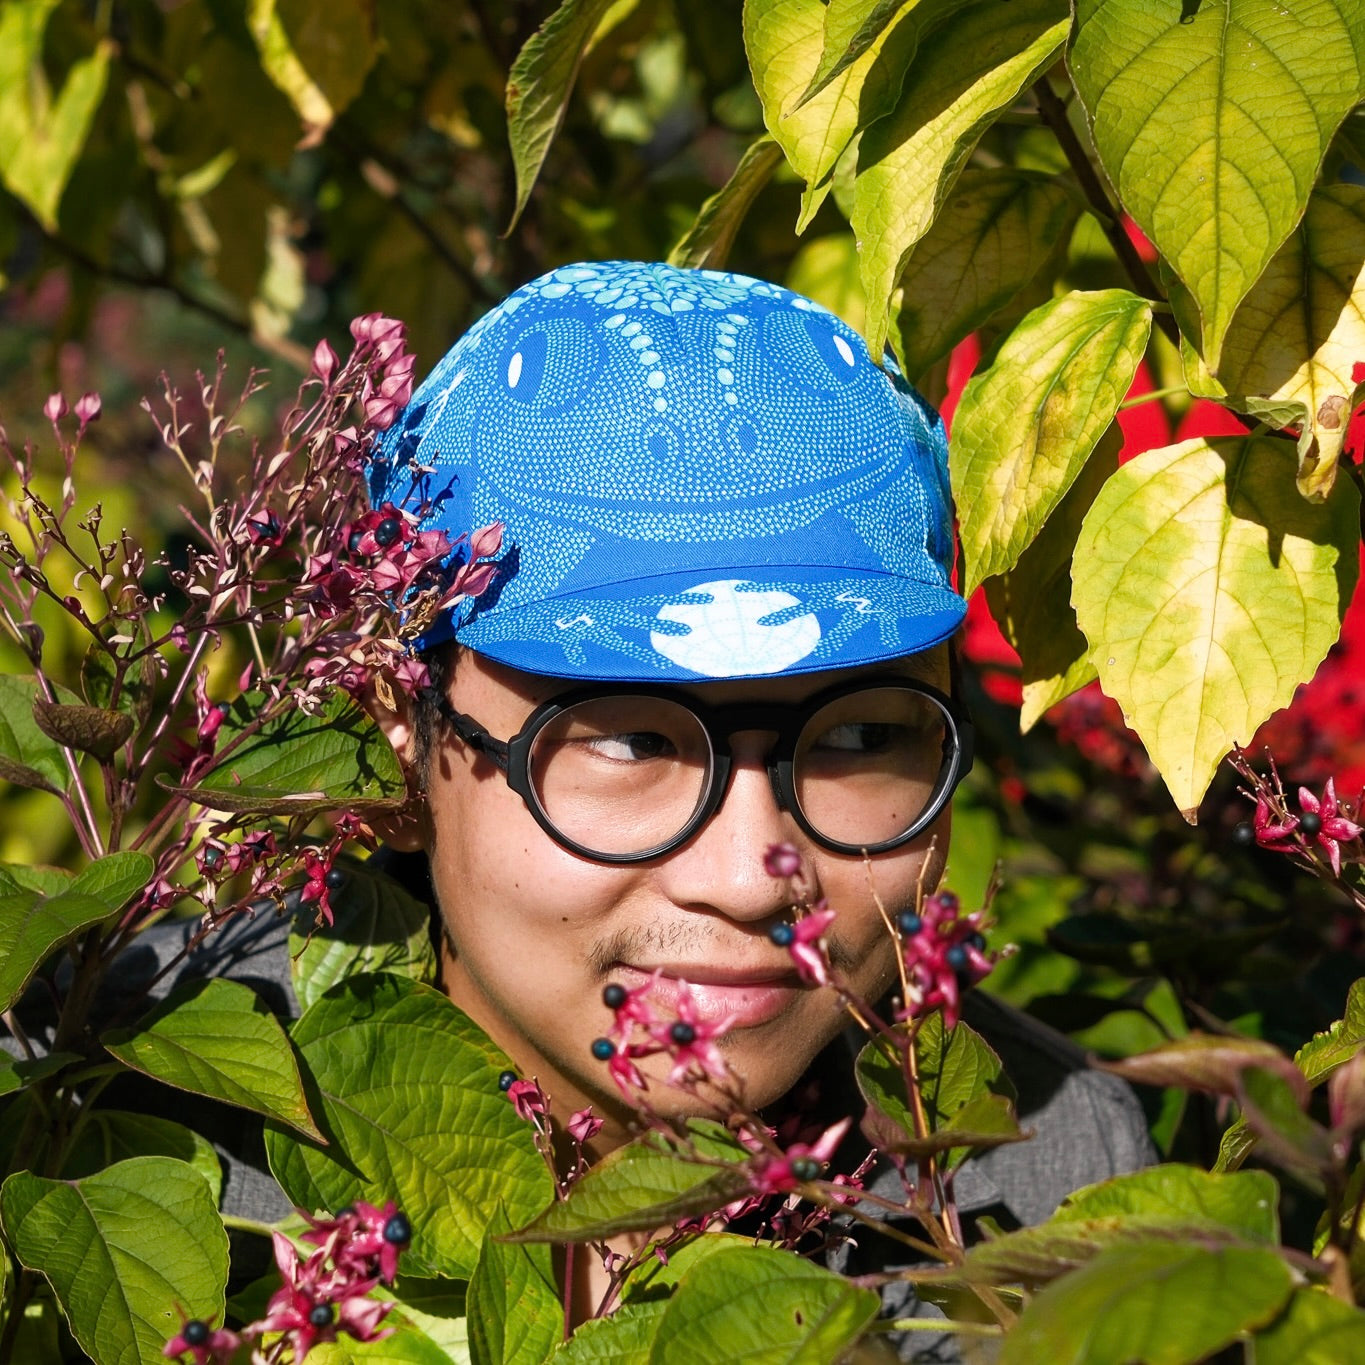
[611, 963, 802, 1029]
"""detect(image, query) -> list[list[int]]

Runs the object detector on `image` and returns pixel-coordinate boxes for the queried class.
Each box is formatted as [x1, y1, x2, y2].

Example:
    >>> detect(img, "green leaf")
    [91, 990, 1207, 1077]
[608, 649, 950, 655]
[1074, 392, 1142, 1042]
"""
[1213, 1120, 1258, 1175]
[554, 1304, 667, 1364]
[31, 699, 134, 761]
[986, 424, 1120, 729]
[953, 289, 1150, 596]
[505, 1135, 751, 1243]
[649, 1243, 880, 1363]
[1071, 435, 1361, 817]
[856, 1017, 1014, 1167]
[385, 1277, 472, 1364]
[289, 856, 436, 1012]
[800, 0, 933, 104]
[59, 1111, 223, 1204]
[878, 1092, 1026, 1160]
[171, 690, 405, 816]
[79, 649, 156, 732]
[891, 168, 1080, 382]
[1069, 0, 1365, 373]
[1053, 1165, 1280, 1245]
[506, 0, 619, 230]
[1296, 979, 1365, 1085]
[668, 134, 784, 270]
[0, 1157, 228, 1365]
[468, 1208, 560, 1365]
[0, 850, 153, 1012]
[1237, 1065, 1333, 1181]
[999, 1241, 1293, 1365]
[0, 1051, 79, 1098]
[744, 0, 925, 231]
[1183, 184, 1365, 500]
[0, 0, 111, 231]
[266, 973, 552, 1279]
[0, 674, 73, 794]
[101, 977, 323, 1141]
[308, 1325, 463, 1365]
[1100, 1033, 1306, 1102]
[0, 863, 72, 897]
[1253, 1288, 1365, 1364]
[850, 0, 1069, 359]
[246, 0, 377, 132]
[785, 233, 867, 332]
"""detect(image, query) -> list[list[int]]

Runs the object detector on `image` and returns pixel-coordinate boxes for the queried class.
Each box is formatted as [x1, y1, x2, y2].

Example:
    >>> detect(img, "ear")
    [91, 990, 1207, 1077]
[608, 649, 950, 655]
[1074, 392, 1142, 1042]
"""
[362, 679, 426, 853]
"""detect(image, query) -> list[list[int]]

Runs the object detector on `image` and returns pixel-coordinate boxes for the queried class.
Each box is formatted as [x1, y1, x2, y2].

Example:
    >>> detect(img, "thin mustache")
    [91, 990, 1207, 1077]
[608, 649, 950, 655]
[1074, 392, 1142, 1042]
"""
[590, 921, 860, 977]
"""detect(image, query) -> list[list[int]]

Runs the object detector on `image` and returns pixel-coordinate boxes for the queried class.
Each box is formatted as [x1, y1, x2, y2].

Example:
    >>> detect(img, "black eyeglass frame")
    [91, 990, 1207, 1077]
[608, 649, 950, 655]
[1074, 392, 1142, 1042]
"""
[423, 678, 975, 865]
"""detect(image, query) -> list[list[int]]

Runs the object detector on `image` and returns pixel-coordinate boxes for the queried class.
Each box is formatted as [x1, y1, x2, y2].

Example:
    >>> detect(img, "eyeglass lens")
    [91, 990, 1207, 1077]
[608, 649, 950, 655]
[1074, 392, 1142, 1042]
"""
[525, 687, 951, 858]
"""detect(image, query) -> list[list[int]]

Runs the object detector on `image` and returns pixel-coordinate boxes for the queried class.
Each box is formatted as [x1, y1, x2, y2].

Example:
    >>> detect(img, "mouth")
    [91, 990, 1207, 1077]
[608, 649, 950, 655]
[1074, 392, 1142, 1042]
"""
[611, 963, 802, 1029]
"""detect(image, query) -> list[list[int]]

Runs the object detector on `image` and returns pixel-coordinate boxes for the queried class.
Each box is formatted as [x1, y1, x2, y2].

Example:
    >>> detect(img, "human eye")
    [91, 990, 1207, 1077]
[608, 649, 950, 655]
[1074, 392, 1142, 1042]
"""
[813, 722, 894, 754]
[584, 730, 677, 762]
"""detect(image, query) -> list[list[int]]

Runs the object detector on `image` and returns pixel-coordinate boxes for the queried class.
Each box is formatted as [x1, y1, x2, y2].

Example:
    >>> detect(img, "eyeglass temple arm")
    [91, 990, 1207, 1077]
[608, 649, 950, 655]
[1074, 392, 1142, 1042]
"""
[424, 691, 512, 773]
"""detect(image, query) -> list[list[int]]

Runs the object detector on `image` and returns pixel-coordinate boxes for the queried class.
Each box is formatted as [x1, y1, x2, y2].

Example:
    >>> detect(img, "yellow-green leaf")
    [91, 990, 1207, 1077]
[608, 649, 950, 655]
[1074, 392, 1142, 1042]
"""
[668, 134, 784, 269]
[986, 425, 1121, 730]
[1072, 436, 1360, 819]
[742, 0, 922, 232]
[1184, 184, 1365, 500]
[891, 168, 1081, 382]
[247, 0, 377, 133]
[951, 288, 1152, 596]
[0, 0, 111, 231]
[506, 0, 620, 231]
[785, 232, 868, 332]
[1070, 0, 1365, 373]
[851, 0, 1068, 360]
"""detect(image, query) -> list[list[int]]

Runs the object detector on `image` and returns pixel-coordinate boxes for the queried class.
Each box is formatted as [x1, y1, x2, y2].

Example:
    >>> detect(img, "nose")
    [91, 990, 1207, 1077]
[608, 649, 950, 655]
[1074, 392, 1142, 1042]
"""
[656, 735, 804, 923]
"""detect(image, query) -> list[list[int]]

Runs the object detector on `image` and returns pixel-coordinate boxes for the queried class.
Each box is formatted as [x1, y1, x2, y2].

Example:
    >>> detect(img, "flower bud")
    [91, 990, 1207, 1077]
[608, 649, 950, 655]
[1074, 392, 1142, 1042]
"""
[43, 392, 67, 423]
[74, 392, 102, 425]
[311, 338, 339, 383]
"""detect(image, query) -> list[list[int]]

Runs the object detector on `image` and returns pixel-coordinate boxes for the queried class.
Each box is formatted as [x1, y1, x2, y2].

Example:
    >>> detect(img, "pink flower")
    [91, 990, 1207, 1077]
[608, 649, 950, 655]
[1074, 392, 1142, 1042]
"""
[1298, 778, 1362, 876]
[655, 981, 735, 1086]
[749, 1118, 850, 1196]
[301, 1201, 411, 1285]
[468, 521, 504, 560]
[311, 338, 339, 382]
[259, 1232, 393, 1357]
[388, 656, 431, 695]
[299, 848, 338, 925]
[507, 1079, 548, 1123]
[43, 392, 67, 423]
[74, 392, 102, 425]
[162, 1315, 239, 1364]
[763, 842, 803, 879]
[567, 1107, 603, 1144]
[606, 1047, 648, 1095]
[896, 891, 993, 1030]
[1253, 794, 1299, 849]
[784, 905, 836, 987]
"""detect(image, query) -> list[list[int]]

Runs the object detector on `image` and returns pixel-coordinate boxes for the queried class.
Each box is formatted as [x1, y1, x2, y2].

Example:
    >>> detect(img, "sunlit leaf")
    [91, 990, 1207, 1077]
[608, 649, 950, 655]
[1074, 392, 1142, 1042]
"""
[1253, 1288, 1365, 1364]
[986, 425, 1120, 729]
[506, 0, 619, 230]
[952, 289, 1151, 595]
[467, 1208, 560, 1365]
[0, 850, 153, 1012]
[102, 977, 323, 1141]
[1099, 1033, 1306, 1103]
[266, 974, 552, 1279]
[668, 134, 783, 270]
[171, 690, 405, 816]
[891, 168, 1080, 382]
[289, 856, 436, 1012]
[0, 0, 111, 230]
[1183, 184, 1365, 499]
[785, 232, 867, 332]
[999, 1241, 1292, 1365]
[1296, 979, 1365, 1085]
[650, 1244, 879, 1363]
[1237, 1065, 1333, 1181]
[1072, 435, 1360, 817]
[246, 0, 377, 133]
[800, 0, 934, 103]
[1069, 0, 1365, 372]
[553, 1304, 666, 1363]
[0, 1051, 79, 1099]
[1, 1158, 228, 1365]
[851, 0, 1068, 359]
[0, 675, 75, 794]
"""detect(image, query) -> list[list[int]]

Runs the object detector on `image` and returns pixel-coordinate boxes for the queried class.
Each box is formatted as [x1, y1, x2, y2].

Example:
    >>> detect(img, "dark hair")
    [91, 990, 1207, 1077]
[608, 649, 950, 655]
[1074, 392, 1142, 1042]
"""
[413, 643, 458, 787]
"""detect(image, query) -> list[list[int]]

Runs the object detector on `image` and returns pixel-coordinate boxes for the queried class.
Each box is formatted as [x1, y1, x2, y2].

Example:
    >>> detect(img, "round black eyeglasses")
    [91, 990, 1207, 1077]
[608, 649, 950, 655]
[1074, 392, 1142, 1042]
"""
[424, 679, 974, 865]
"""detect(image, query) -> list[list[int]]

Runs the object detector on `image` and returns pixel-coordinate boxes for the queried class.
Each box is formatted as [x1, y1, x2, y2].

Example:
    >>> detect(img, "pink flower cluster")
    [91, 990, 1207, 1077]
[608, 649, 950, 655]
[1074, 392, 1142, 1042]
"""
[1253, 777, 1362, 876]
[593, 975, 736, 1095]
[164, 1203, 408, 1363]
[897, 891, 993, 1031]
[348, 314, 416, 431]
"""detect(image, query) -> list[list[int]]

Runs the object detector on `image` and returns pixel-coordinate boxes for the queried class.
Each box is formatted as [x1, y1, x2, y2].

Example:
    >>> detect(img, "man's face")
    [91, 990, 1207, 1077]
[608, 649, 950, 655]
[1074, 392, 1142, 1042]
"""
[411, 648, 952, 1148]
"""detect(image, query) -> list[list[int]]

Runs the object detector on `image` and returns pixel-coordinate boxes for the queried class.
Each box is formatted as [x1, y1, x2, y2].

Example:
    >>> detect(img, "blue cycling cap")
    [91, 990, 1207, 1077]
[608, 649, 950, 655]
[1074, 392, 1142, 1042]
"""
[369, 260, 965, 681]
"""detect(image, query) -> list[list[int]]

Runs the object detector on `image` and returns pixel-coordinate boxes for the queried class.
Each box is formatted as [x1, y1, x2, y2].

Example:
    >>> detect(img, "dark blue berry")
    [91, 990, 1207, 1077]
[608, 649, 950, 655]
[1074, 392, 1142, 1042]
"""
[945, 944, 969, 971]
[966, 932, 986, 952]
[591, 1037, 615, 1061]
[383, 1212, 412, 1246]
[1231, 821, 1256, 847]
[497, 1070, 517, 1091]
[374, 516, 402, 548]
[347, 529, 365, 553]
[790, 1157, 820, 1181]
[200, 845, 223, 869]
[938, 891, 959, 912]
[308, 1303, 335, 1329]
[1301, 811, 1323, 837]
[769, 923, 795, 947]
[324, 867, 346, 890]
[214, 702, 231, 718]
[183, 1320, 210, 1347]
[897, 911, 922, 935]
[602, 983, 627, 1010]
[670, 1021, 696, 1046]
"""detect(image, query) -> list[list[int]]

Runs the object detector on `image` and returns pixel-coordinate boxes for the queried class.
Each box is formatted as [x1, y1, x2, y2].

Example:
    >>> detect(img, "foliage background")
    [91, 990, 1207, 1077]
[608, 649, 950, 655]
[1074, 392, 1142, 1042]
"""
[4, 0, 1365, 1310]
